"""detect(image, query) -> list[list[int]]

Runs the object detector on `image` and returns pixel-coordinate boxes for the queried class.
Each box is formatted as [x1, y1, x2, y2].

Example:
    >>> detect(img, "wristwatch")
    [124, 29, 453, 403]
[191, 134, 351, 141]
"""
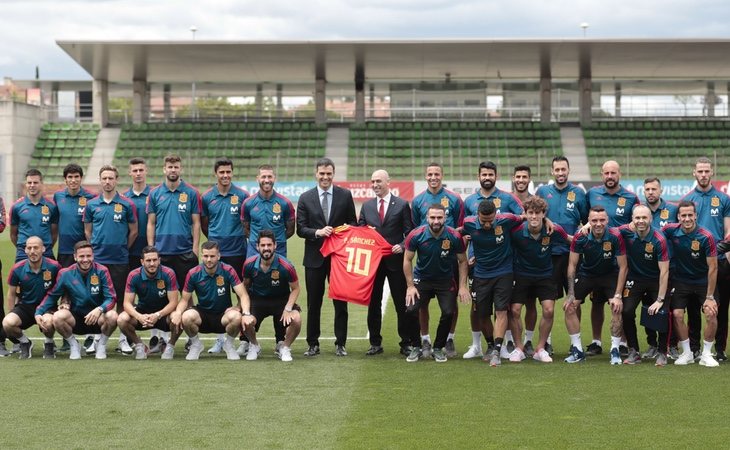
[656, 297, 664, 304]
[242, 312, 252, 316]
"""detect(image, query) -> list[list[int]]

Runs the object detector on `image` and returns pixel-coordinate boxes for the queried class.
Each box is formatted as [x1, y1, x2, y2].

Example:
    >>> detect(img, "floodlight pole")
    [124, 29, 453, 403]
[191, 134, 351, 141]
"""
[580, 22, 589, 38]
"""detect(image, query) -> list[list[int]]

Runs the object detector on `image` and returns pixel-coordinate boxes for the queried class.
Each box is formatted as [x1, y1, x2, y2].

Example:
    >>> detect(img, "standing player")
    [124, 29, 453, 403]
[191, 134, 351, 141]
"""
[585, 160, 639, 355]
[512, 165, 532, 205]
[358, 169, 417, 356]
[178, 241, 254, 361]
[564, 207, 628, 364]
[412, 162, 465, 357]
[10, 169, 58, 262]
[509, 197, 571, 363]
[201, 158, 249, 354]
[663, 200, 719, 367]
[463, 161, 523, 359]
[117, 246, 181, 360]
[54, 164, 96, 268]
[296, 158, 357, 357]
[617, 205, 670, 365]
[35, 241, 118, 360]
[403, 204, 470, 363]
[242, 230, 302, 362]
[3, 237, 61, 359]
[679, 157, 730, 361]
[536, 156, 588, 357]
[242, 164, 295, 257]
[84, 165, 138, 354]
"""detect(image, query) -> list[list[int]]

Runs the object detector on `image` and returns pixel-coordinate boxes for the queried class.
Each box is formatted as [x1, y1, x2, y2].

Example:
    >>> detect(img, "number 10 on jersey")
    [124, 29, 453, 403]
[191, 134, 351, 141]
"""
[345, 247, 372, 276]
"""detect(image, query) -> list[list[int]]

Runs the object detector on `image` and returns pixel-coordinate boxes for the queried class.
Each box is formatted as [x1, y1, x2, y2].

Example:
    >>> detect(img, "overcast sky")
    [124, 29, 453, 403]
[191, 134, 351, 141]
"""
[2, 0, 729, 80]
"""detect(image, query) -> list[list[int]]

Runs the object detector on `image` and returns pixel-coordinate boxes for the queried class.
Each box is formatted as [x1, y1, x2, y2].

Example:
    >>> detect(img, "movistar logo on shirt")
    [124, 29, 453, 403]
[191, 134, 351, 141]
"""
[217, 287, 226, 296]
[91, 285, 100, 294]
[230, 205, 239, 215]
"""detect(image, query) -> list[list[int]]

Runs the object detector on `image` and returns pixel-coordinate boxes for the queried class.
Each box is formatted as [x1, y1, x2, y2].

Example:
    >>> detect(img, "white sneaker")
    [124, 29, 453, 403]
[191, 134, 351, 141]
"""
[236, 341, 249, 357]
[509, 348, 526, 362]
[69, 339, 82, 360]
[700, 353, 720, 367]
[117, 338, 133, 355]
[208, 337, 224, 354]
[532, 348, 553, 363]
[186, 339, 204, 360]
[134, 343, 147, 360]
[95, 343, 107, 360]
[462, 345, 483, 359]
[499, 345, 512, 359]
[279, 346, 293, 362]
[274, 340, 284, 357]
[85, 338, 97, 355]
[246, 343, 261, 361]
[161, 344, 175, 360]
[223, 339, 240, 361]
[674, 351, 695, 365]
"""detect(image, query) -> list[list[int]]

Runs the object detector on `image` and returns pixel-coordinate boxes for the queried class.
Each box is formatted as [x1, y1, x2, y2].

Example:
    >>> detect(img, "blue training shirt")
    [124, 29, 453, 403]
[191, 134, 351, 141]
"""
[617, 225, 670, 280]
[464, 188, 524, 216]
[662, 223, 717, 285]
[36, 262, 116, 316]
[242, 190, 294, 257]
[411, 188, 465, 228]
[7, 257, 61, 306]
[405, 225, 466, 281]
[648, 199, 679, 230]
[536, 183, 588, 255]
[125, 264, 179, 311]
[679, 186, 730, 242]
[183, 262, 242, 314]
[587, 185, 639, 227]
[242, 254, 298, 299]
[147, 180, 202, 255]
[511, 222, 570, 278]
[10, 195, 58, 261]
[202, 184, 249, 257]
[123, 185, 151, 257]
[53, 187, 96, 255]
[83, 193, 137, 265]
[570, 228, 626, 277]
[462, 213, 523, 279]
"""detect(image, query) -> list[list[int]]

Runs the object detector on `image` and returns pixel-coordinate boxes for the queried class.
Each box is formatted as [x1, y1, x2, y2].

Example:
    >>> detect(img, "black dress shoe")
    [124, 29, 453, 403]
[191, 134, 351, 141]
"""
[717, 350, 728, 362]
[303, 345, 320, 357]
[335, 345, 348, 356]
[399, 346, 411, 356]
[366, 345, 384, 356]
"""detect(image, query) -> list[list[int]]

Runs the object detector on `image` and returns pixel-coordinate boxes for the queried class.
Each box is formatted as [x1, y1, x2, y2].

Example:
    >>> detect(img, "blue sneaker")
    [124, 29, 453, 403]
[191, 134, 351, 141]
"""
[610, 347, 622, 365]
[564, 346, 585, 363]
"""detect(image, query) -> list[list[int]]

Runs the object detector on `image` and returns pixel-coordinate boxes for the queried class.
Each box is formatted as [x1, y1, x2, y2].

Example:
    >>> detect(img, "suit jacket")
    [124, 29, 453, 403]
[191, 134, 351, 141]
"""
[358, 194, 414, 271]
[297, 185, 357, 268]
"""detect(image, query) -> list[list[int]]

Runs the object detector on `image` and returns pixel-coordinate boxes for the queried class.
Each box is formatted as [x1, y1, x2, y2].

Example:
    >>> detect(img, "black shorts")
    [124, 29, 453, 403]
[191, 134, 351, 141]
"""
[10, 303, 38, 330]
[251, 297, 301, 332]
[161, 252, 199, 293]
[671, 282, 710, 311]
[512, 275, 557, 303]
[133, 307, 171, 332]
[551, 253, 569, 298]
[574, 273, 618, 304]
[57, 253, 76, 269]
[71, 310, 102, 335]
[193, 307, 226, 334]
[411, 278, 456, 313]
[473, 274, 513, 315]
[221, 255, 246, 280]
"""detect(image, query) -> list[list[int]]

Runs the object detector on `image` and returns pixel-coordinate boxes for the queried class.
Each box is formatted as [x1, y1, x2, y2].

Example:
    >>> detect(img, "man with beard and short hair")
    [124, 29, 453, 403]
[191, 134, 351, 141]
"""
[242, 230, 302, 362]
[35, 241, 118, 360]
[84, 165, 138, 355]
[3, 237, 61, 359]
[585, 160, 639, 356]
[679, 157, 730, 361]
[512, 165, 532, 205]
[462, 161, 523, 360]
[536, 156, 588, 356]
[411, 162, 465, 358]
[54, 164, 96, 269]
[242, 165, 295, 258]
[403, 204, 470, 363]
[663, 200, 719, 367]
[10, 169, 58, 262]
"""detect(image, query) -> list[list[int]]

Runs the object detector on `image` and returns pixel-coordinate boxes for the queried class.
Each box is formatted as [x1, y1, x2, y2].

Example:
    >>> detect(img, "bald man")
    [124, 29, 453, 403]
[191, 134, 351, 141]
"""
[357, 170, 418, 357]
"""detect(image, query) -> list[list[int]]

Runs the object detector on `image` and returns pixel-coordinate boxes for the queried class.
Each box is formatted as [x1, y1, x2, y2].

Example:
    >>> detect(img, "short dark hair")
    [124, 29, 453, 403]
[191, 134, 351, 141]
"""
[427, 203, 446, 214]
[426, 162, 443, 172]
[99, 164, 118, 178]
[644, 177, 661, 185]
[479, 161, 497, 174]
[552, 156, 570, 168]
[74, 240, 93, 253]
[677, 200, 696, 213]
[513, 165, 531, 176]
[201, 240, 219, 251]
[589, 206, 606, 214]
[141, 246, 159, 257]
[258, 164, 275, 174]
[25, 168, 43, 180]
[316, 157, 335, 170]
[214, 158, 233, 172]
[695, 157, 712, 167]
[63, 163, 83, 178]
[523, 197, 547, 213]
[164, 154, 182, 165]
[478, 199, 496, 216]
[257, 229, 276, 244]
[129, 157, 146, 166]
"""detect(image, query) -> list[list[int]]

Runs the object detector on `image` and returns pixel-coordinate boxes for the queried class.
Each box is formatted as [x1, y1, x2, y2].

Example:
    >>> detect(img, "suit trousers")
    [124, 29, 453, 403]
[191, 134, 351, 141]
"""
[367, 256, 418, 348]
[305, 258, 348, 347]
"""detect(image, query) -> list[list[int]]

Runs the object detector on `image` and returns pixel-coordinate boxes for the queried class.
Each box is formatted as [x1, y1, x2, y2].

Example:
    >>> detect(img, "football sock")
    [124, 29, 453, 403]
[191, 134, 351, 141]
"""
[570, 333, 582, 351]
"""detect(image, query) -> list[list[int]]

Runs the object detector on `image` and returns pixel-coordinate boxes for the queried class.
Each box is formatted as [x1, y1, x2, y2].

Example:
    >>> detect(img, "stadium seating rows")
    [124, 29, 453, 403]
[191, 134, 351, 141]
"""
[30, 123, 100, 183]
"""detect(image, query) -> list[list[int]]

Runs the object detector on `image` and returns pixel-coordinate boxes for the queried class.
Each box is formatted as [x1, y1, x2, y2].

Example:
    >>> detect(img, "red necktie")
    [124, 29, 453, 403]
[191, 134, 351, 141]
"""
[379, 198, 385, 222]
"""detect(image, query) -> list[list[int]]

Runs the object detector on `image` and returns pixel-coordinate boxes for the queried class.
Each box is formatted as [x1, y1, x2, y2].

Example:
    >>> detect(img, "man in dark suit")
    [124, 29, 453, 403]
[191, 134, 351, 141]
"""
[358, 169, 417, 356]
[296, 158, 357, 357]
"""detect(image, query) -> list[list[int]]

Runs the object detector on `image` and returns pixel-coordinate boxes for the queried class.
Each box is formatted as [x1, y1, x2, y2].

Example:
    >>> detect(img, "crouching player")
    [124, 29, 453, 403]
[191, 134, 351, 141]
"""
[242, 230, 301, 362]
[117, 246, 182, 360]
[35, 241, 118, 360]
[3, 236, 61, 359]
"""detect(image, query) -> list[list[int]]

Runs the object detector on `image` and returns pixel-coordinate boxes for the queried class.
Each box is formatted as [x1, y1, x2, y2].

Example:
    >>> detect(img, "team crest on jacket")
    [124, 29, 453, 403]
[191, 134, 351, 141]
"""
[542, 237, 551, 246]
[567, 191, 576, 202]
[645, 243, 654, 253]
[494, 226, 503, 235]
[441, 240, 451, 250]
[712, 197, 720, 207]
[157, 280, 165, 289]
[440, 197, 449, 208]
[114, 203, 123, 213]
[41, 205, 50, 215]
[691, 240, 700, 251]
[79, 197, 87, 206]
[43, 270, 52, 281]
[90, 275, 99, 285]
[179, 193, 188, 203]
[230, 195, 239, 205]
[493, 198, 502, 208]
[603, 242, 612, 251]
[660, 209, 669, 220]
[271, 270, 280, 280]
[273, 203, 282, 213]
[216, 275, 224, 286]
[617, 198, 626, 207]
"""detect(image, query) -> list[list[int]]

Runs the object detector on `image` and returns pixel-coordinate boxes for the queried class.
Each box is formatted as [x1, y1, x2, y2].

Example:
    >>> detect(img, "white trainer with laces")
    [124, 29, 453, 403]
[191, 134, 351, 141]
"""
[236, 341, 249, 357]
[532, 348, 553, 363]
[246, 343, 261, 361]
[69, 339, 82, 360]
[279, 346, 293, 362]
[117, 338, 133, 355]
[674, 351, 695, 365]
[462, 345, 483, 359]
[499, 345, 512, 360]
[509, 348, 526, 362]
[186, 339, 204, 360]
[134, 343, 147, 360]
[223, 339, 240, 361]
[208, 337, 224, 354]
[161, 345, 175, 360]
[95, 343, 107, 360]
[699, 353, 719, 367]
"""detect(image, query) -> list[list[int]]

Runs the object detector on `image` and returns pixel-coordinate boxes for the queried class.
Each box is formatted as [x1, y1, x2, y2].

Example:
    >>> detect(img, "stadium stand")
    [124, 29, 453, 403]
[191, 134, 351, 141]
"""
[29, 123, 99, 183]
[347, 121, 563, 180]
[583, 120, 730, 179]
[112, 122, 327, 185]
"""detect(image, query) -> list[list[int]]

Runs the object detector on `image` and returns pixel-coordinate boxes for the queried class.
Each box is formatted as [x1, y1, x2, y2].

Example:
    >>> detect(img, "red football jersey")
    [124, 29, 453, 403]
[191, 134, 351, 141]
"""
[320, 225, 393, 305]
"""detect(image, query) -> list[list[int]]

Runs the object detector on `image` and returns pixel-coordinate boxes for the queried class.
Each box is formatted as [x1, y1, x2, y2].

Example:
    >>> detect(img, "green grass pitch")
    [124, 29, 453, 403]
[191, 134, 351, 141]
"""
[1, 232, 728, 449]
